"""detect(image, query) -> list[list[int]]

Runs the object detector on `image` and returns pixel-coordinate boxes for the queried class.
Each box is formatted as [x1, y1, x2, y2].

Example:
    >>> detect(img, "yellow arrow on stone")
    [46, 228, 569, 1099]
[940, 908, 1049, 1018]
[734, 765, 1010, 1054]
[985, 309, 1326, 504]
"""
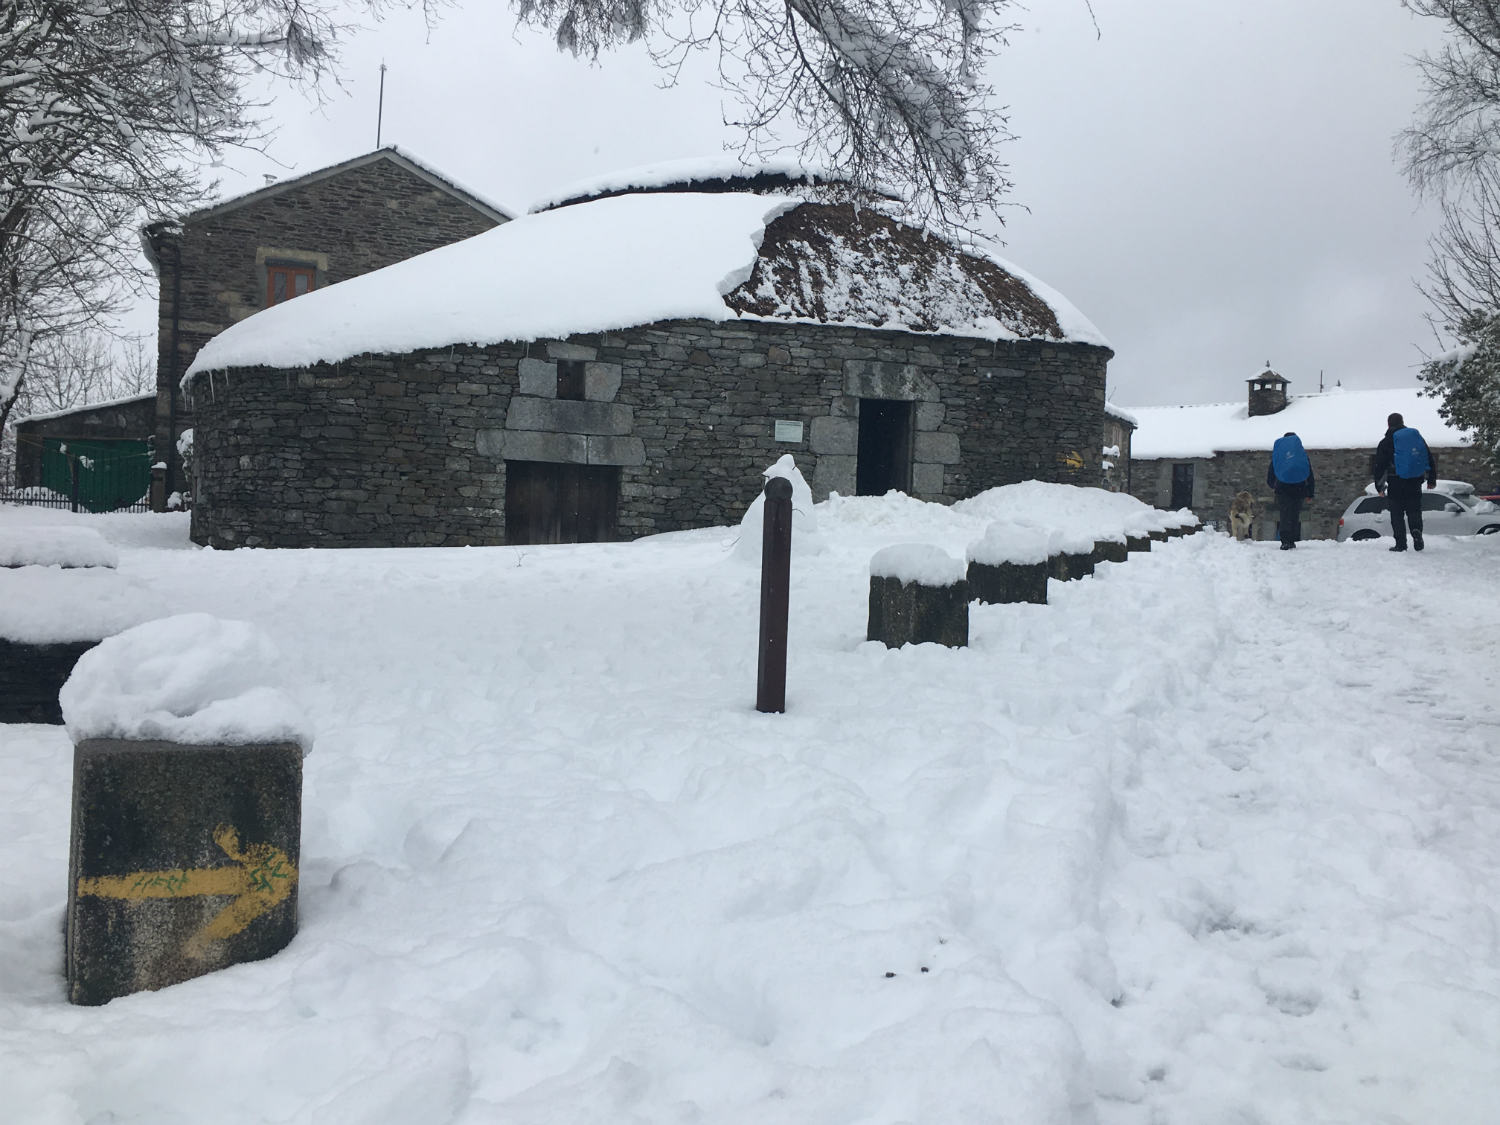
[76, 824, 297, 959]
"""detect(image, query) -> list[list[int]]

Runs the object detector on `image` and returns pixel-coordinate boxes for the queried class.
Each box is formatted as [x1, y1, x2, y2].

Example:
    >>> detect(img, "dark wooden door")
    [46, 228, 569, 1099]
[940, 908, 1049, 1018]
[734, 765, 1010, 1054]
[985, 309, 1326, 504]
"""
[856, 399, 914, 496]
[505, 461, 620, 545]
[1170, 463, 1194, 510]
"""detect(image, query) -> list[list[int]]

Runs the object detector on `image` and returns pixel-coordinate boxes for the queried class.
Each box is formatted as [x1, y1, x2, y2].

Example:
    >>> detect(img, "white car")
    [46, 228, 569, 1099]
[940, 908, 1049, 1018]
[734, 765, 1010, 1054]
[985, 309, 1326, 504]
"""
[1335, 479, 1500, 542]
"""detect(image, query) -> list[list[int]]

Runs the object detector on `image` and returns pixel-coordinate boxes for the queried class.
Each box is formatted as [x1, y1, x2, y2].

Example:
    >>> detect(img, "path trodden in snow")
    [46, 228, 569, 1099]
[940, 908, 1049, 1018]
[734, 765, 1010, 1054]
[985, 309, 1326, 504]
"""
[1, 498, 1497, 1124]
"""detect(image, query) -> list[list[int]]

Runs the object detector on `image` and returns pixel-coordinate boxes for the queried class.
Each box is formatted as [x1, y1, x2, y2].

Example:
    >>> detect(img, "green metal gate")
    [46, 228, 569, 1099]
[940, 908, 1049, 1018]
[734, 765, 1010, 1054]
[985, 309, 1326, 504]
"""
[40, 438, 152, 513]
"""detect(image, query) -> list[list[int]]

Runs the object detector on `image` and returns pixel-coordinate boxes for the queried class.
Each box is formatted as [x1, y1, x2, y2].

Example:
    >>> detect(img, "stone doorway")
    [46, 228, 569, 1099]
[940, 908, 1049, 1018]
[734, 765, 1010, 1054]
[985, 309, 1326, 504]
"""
[857, 399, 914, 496]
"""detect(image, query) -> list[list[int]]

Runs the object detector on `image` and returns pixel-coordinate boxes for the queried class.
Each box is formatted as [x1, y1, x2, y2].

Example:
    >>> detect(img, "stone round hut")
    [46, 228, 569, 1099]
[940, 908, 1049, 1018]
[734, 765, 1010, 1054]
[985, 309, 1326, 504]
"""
[183, 161, 1113, 548]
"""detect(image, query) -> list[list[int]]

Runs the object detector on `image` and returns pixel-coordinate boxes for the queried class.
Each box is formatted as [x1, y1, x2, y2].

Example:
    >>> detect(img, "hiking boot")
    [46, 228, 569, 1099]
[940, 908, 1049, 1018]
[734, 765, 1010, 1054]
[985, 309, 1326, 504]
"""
[1389, 544, 1407, 552]
[1413, 533, 1425, 551]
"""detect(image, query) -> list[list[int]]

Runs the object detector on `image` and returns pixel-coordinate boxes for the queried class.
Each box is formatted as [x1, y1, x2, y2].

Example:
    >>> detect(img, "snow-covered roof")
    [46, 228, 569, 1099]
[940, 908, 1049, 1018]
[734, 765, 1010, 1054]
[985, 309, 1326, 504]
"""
[188, 146, 513, 225]
[142, 148, 513, 273]
[11, 392, 154, 429]
[185, 191, 1107, 380]
[1129, 386, 1470, 460]
[1104, 400, 1137, 426]
[530, 156, 884, 213]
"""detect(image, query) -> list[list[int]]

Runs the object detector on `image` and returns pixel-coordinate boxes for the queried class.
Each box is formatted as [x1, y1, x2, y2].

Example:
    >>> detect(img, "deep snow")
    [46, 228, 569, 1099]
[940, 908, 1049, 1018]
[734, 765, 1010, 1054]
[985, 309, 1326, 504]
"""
[2, 494, 1498, 1124]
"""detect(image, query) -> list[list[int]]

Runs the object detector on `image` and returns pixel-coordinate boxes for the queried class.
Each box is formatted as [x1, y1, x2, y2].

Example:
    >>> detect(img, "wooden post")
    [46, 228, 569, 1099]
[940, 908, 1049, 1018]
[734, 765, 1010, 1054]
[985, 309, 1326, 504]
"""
[756, 477, 793, 713]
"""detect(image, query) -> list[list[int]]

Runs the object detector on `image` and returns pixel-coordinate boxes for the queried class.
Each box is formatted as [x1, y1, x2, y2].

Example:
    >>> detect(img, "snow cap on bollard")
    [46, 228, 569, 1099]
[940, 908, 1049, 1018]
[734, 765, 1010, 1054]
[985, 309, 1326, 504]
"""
[60, 612, 312, 752]
[733, 454, 825, 563]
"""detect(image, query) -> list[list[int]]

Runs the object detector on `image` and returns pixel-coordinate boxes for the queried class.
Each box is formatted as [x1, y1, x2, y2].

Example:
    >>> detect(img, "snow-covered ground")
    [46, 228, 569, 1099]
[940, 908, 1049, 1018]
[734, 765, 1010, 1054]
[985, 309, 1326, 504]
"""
[2, 493, 1498, 1124]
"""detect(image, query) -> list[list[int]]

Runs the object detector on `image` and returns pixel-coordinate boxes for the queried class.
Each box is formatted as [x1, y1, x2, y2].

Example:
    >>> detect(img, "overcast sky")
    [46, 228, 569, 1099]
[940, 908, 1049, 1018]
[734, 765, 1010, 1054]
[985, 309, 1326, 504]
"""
[133, 0, 1449, 408]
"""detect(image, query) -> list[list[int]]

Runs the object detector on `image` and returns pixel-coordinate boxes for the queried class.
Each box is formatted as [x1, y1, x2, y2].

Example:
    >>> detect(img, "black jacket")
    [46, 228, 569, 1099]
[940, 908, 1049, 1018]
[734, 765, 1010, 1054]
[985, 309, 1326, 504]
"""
[1372, 429, 1438, 489]
[1266, 459, 1314, 498]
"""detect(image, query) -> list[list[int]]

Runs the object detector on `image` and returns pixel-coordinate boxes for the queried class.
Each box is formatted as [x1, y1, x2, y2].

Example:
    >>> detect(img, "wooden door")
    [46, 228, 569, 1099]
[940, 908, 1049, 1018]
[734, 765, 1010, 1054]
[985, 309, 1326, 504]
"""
[505, 461, 620, 544]
[856, 399, 914, 496]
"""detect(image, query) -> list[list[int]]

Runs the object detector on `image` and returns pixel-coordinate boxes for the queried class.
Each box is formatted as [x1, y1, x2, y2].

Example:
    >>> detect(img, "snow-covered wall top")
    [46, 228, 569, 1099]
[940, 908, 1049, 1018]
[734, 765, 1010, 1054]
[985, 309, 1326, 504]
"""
[185, 192, 1107, 380]
[1129, 387, 1471, 460]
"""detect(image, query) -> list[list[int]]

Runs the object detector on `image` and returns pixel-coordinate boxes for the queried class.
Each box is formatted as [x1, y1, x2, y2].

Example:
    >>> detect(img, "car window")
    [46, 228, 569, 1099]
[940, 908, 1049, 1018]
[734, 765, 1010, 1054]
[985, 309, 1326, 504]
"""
[1355, 497, 1386, 514]
[1421, 493, 1454, 512]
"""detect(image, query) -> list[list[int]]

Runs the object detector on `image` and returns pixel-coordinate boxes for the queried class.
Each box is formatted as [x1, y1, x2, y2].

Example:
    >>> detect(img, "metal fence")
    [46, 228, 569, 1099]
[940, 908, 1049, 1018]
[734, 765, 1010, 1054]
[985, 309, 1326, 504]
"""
[0, 485, 152, 514]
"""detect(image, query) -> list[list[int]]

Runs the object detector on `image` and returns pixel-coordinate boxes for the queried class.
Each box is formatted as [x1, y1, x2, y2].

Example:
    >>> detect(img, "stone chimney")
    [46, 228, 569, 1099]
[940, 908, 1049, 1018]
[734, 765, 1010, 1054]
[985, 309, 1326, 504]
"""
[1247, 364, 1289, 417]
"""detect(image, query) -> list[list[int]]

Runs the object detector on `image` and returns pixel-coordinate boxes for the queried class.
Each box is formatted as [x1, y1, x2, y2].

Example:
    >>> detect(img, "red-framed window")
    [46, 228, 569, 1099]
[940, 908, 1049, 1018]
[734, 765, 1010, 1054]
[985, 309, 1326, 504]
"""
[266, 263, 315, 306]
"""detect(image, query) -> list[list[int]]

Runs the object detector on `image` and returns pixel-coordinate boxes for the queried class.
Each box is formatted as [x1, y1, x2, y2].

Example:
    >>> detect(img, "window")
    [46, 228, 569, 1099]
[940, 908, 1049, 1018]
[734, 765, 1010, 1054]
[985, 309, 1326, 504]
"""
[1355, 497, 1387, 514]
[556, 360, 586, 401]
[266, 263, 315, 306]
[1421, 492, 1455, 512]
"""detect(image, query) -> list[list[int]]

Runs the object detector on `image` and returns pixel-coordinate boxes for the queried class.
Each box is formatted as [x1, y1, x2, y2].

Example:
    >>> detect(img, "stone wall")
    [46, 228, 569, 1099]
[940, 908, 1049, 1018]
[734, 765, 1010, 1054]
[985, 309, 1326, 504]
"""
[1130, 445, 1498, 540]
[1102, 414, 1133, 494]
[189, 320, 1112, 548]
[153, 155, 502, 503]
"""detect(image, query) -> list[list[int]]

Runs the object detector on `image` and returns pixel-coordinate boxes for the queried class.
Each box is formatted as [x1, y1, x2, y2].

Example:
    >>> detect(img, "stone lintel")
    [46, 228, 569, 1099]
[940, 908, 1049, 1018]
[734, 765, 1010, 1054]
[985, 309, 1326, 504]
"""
[505, 397, 633, 436]
[843, 360, 939, 402]
[546, 341, 597, 362]
[587, 435, 646, 466]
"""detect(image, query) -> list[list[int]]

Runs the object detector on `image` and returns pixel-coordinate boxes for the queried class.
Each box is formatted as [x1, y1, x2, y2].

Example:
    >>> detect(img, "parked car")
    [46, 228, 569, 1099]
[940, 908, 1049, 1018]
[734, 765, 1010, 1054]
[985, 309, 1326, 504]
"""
[1336, 480, 1500, 542]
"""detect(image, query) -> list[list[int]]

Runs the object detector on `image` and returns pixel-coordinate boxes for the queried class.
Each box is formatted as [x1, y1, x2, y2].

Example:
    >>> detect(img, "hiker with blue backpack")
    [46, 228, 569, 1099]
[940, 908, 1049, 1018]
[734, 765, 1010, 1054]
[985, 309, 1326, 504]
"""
[1372, 412, 1438, 552]
[1267, 432, 1315, 550]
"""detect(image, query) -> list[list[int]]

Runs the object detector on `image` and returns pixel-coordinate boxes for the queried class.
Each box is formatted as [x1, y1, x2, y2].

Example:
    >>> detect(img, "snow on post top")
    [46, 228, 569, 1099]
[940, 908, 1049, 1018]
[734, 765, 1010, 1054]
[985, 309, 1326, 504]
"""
[0, 525, 118, 569]
[60, 613, 313, 752]
[184, 185, 1107, 382]
[731, 455, 825, 563]
[967, 521, 1054, 566]
[870, 543, 967, 587]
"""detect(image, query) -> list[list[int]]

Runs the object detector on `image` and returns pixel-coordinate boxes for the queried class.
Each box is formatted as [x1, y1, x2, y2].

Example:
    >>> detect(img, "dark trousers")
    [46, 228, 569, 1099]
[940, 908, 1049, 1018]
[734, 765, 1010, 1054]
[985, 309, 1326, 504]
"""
[1275, 485, 1306, 545]
[1387, 476, 1424, 546]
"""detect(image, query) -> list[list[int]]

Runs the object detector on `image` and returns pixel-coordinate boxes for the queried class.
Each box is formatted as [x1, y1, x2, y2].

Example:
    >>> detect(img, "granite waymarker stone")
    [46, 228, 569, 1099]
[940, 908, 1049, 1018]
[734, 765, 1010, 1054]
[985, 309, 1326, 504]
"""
[59, 614, 309, 1005]
[966, 522, 1051, 606]
[1090, 538, 1129, 566]
[67, 739, 302, 1005]
[868, 545, 969, 648]
[0, 639, 98, 724]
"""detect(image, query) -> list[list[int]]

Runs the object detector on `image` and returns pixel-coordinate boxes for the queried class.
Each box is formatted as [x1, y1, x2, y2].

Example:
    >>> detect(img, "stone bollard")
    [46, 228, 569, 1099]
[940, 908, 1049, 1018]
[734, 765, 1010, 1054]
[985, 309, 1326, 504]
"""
[1147, 528, 1169, 544]
[58, 614, 309, 1005]
[1047, 549, 1096, 582]
[868, 545, 968, 648]
[1125, 533, 1152, 554]
[1090, 538, 1129, 566]
[965, 522, 1050, 605]
[1, 638, 99, 724]
[67, 738, 303, 1005]
[1, 527, 122, 725]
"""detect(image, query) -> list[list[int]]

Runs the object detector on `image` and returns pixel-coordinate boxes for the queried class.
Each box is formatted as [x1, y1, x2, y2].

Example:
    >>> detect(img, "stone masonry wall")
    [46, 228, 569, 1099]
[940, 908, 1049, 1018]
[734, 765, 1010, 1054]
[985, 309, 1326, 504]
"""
[190, 320, 1111, 548]
[1130, 446, 1497, 540]
[154, 157, 501, 500]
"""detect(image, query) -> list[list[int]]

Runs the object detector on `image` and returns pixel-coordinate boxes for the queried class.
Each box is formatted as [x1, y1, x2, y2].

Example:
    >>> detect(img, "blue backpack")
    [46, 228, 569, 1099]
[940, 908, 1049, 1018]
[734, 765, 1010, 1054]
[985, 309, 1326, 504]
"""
[1392, 428, 1430, 478]
[1271, 434, 1310, 484]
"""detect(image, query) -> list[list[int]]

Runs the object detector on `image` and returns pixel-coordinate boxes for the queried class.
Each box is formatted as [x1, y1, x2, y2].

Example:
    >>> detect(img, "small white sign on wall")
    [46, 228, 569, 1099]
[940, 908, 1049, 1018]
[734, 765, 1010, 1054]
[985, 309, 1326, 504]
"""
[773, 420, 804, 443]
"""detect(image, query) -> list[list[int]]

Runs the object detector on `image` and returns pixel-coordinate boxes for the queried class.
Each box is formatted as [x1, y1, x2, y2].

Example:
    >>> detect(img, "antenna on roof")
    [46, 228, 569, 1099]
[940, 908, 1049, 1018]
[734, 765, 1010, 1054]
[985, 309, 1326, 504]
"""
[376, 62, 387, 148]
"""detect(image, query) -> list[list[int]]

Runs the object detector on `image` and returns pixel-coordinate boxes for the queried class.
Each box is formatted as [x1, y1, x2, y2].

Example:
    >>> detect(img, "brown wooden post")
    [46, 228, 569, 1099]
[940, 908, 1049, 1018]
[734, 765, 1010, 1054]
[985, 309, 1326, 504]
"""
[756, 477, 793, 713]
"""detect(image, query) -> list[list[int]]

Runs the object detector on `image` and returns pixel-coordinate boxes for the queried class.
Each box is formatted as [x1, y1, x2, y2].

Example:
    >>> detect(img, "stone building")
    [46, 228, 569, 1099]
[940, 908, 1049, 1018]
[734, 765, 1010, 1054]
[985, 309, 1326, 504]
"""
[141, 147, 511, 508]
[182, 164, 1117, 549]
[1102, 403, 1136, 494]
[1127, 369, 1490, 540]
